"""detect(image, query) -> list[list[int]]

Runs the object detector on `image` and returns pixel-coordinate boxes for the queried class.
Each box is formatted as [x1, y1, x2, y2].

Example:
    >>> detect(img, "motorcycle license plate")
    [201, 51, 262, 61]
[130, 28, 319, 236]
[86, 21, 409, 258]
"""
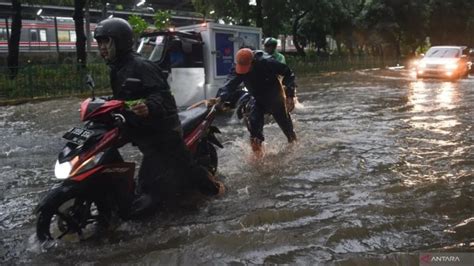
[63, 127, 94, 145]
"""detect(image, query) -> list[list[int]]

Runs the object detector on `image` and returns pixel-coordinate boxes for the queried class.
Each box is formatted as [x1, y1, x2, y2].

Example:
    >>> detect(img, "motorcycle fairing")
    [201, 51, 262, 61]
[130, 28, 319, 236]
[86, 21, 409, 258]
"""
[80, 98, 124, 122]
[71, 162, 135, 182]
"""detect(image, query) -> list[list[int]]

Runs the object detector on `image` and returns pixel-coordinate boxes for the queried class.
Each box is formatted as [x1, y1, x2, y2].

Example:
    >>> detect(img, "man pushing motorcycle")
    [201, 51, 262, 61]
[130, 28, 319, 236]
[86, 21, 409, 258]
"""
[94, 18, 224, 216]
[210, 48, 298, 157]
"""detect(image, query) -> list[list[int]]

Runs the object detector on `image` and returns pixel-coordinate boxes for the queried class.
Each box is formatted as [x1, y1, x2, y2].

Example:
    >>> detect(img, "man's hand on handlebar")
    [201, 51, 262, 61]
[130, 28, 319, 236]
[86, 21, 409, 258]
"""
[187, 97, 230, 112]
[131, 102, 149, 117]
[204, 97, 220, 107]
[210, 97, 231, 112]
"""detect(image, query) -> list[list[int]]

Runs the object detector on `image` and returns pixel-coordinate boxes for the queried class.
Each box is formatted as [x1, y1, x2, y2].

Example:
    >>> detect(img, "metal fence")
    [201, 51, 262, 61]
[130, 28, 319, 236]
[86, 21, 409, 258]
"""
[287, 56, 403, 75]
[0, 56, 403, 101]
[0, 63, 110, 100]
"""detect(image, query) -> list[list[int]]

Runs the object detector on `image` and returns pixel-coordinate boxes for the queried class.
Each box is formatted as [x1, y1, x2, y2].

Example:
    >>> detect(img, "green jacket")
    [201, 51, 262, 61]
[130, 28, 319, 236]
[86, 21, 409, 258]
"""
[271, 51, 286, 64]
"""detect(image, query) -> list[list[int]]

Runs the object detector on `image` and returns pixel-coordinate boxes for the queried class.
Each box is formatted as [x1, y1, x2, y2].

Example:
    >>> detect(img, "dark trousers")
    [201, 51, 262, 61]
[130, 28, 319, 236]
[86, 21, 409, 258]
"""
[246, 97, 296, 142]
[135, 133, 218, 202]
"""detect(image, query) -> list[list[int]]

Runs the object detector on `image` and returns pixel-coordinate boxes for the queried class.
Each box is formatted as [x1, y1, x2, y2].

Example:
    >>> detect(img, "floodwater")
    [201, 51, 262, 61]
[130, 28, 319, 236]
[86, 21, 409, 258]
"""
[1, 69, 473, 264]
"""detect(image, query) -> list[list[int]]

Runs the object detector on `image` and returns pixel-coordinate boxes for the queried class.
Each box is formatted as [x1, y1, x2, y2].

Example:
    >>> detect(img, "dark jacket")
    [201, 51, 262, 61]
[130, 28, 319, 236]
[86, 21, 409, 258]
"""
[217, 51, 296, 110]
[109, 52, 181, 138]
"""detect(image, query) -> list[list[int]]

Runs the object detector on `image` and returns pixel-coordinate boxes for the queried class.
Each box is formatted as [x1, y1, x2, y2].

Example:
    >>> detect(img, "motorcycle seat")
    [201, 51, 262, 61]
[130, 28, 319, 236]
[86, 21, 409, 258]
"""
[178, 106, 209, 136]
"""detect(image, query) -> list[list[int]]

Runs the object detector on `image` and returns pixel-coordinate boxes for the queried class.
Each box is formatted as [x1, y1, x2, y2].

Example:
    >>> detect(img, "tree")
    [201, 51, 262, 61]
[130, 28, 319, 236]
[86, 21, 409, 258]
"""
[192, 0, 252, 25]
[255, 0, 262, 28]
[192, 0, 290, 38]
[153, 10, 172, 30]
[429, 0, 474, 46]
[128, 14, 148, 47]
[261, 0, 290, 37]
[73, 0, 87, 67]
[326, 0, 368, 56]
[298, 1, 333, 53]
[285, 0, 323, 56]
[364, 0, 430, 58]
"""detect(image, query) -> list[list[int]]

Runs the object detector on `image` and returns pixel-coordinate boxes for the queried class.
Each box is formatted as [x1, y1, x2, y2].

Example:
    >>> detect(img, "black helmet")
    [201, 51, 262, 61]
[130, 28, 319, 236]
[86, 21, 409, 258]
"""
[264, 37, 278, 47]
[94, 17, 134, 55]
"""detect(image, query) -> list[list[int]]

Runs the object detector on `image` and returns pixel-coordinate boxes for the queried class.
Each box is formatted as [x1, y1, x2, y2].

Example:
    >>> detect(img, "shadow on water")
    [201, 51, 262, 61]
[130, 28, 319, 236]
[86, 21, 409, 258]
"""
[1, 69, 473, 264]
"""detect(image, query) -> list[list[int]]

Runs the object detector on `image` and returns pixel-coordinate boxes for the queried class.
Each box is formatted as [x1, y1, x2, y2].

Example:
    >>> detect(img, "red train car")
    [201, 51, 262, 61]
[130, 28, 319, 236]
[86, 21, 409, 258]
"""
[0, 17, 98, 53]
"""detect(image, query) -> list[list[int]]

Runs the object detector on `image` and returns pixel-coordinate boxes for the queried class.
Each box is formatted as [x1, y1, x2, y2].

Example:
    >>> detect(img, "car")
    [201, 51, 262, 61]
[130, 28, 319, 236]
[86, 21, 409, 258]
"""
[416, 46, 472, 79]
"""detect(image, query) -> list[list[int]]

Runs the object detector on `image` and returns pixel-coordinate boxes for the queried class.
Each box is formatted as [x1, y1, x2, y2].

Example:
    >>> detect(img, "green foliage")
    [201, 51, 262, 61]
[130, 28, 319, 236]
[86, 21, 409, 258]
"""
[191, 0, 474, 58]
[128, 14, 148, 37]
[364, 0, 430, 57]
[0, 63, 109, 99]
[153, 10, 172, 30]
[429, 0, 474, 46]
[192, 0, 251, 25]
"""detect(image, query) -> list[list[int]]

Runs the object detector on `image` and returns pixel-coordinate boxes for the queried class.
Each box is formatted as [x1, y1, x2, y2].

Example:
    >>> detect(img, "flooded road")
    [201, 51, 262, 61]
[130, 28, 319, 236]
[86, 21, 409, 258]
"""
[1, 69, 473, 264]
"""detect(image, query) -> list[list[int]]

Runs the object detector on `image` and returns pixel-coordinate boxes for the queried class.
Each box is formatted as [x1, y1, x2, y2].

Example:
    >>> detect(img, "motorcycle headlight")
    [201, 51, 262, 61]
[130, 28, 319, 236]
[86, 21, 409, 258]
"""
[70, 152, 105, 177]
[55, 160, 72, 179]
[54, 152, 105, 179]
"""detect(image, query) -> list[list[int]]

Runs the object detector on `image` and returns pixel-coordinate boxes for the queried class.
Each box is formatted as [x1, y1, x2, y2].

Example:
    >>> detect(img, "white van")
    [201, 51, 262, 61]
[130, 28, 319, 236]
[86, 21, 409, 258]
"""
[138, 22, 262, 107]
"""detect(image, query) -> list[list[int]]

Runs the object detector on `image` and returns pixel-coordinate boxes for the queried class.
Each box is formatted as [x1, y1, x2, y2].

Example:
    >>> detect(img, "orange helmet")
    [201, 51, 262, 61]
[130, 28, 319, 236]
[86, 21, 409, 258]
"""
[235, 48, 254, 74]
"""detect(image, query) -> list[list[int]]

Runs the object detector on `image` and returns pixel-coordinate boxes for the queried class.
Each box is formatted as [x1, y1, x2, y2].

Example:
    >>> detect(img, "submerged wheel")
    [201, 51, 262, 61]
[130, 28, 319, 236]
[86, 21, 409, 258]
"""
[207, 143, 218, 174]
[196, 141, 218, 175]
[36, 184, 111, 242]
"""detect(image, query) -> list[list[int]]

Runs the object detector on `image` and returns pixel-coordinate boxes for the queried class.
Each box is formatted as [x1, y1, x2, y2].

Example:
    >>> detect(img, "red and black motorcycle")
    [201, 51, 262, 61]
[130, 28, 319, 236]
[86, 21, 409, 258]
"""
[35, 79, 222, 242]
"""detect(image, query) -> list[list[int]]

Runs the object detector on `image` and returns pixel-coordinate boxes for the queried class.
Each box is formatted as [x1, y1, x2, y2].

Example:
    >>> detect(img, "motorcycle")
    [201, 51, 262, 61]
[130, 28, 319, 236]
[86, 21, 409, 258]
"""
[35, 77, 223, 243]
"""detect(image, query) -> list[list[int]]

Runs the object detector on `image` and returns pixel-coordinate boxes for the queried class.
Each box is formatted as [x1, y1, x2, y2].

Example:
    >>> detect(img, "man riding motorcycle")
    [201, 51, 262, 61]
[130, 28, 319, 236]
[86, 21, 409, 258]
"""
[212, 48, 297, 157]
[94, 18, 224, 216]
[264, 37, 286, 64]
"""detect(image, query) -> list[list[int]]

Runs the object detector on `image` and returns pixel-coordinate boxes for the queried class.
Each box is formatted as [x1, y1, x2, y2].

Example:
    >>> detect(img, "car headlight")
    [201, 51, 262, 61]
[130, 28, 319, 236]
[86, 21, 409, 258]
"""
[418, 62, 427, 69]
[445, 62, 457, 70]
[55, 160, 72, 179]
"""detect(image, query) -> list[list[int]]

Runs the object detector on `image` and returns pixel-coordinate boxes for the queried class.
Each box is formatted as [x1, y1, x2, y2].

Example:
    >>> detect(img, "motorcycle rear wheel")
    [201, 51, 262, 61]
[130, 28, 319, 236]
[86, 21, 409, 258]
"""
[36, 184, 111, 242]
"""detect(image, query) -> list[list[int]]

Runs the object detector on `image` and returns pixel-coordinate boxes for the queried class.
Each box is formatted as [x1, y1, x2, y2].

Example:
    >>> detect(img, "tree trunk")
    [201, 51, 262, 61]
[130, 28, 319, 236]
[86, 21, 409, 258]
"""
[85, 0, 91, 53]
[255, 0, 263, 28]
[101, 0, 107, 19]
[292, 11, 308, 57]
[335, 39, 342, 55]
[281, 34, 286, 52]
[7, 0, 22, 79]
[73, 0, 87, 67]
[395, 32, 402, 61]
[345, 32, 354, 57]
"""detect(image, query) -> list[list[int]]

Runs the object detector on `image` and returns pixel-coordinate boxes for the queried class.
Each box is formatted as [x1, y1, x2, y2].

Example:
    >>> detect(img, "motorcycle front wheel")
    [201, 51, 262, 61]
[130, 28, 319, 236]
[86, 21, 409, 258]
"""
[196, 141, 218, 175]
[36, 183, 111, 242]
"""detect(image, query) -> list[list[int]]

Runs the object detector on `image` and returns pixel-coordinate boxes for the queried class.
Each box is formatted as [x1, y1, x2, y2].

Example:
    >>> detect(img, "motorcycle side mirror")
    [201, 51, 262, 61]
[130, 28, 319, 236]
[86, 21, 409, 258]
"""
[86, 74, 95, 88]
[85, 74, 96, 100]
